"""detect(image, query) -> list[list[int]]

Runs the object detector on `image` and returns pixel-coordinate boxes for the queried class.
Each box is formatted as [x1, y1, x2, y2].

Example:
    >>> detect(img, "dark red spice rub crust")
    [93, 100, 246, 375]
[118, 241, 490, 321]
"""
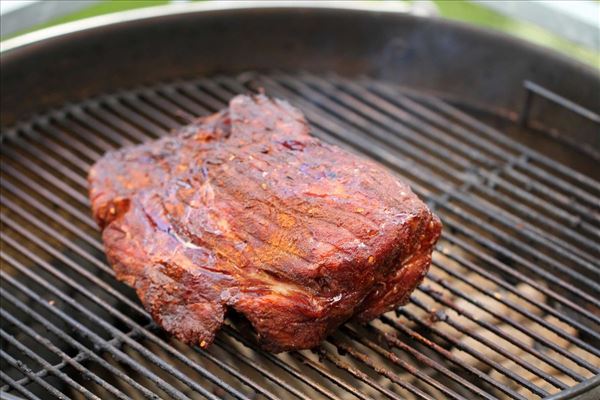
[89, 94, 442, 352]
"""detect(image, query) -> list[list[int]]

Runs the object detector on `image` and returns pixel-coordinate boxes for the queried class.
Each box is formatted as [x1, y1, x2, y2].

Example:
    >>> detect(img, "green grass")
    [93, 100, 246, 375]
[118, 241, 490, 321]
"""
[431, 0, 600, 69]
[38, 0, 170, 26]
[2, 0, 169, 39]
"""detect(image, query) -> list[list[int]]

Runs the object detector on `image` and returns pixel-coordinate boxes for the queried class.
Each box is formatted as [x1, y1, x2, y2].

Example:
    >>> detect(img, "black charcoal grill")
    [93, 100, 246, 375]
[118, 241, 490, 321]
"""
[1, 3, 599, 400]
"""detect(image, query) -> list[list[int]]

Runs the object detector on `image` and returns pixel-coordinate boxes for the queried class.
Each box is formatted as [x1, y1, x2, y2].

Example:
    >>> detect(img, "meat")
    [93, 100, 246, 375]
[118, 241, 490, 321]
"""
[88, 94, 442, 352]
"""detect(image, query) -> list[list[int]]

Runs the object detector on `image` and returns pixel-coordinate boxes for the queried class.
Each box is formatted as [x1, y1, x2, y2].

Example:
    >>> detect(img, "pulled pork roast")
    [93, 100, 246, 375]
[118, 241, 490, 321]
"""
[89, 94, 442, 352]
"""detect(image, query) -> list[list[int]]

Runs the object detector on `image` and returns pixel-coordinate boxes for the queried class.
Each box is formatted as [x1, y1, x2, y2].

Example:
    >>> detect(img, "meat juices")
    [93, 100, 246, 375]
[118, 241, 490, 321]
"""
[89, 94, 442, 352]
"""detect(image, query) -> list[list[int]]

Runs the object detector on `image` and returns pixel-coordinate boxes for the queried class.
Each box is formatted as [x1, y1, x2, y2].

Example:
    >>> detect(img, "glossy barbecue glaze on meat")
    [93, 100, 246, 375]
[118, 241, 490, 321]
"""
[89, 94, 442, 352]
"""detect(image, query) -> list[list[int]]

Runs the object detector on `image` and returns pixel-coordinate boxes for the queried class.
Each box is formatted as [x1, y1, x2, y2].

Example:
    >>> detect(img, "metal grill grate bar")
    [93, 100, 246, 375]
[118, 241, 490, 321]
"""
[0, 369, 44, 400]
[376, 315, 524, 399]
[417, 283, 580, 383]
[441, 231, 600, 331]
[339, 327, 484, 400]
[431, 259, 600, 353]
[1, 349, 70, 400]
[220, 326, 343, 400]
[0, 258, 193, 400]
[0, 311, 128, 400]
[1, 290, 157, 399]
[1, 339, 96, 400]
[211, 339, 305, 400]
[1, 216, 145, 315]
[398, 299, 551, 398]
[317, 349, 410, 400]
[2, 73, 599, 400]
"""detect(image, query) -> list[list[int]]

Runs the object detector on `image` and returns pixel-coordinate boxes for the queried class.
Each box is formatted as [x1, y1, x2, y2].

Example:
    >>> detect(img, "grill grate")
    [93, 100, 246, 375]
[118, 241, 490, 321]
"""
[1, 72, 599, 400]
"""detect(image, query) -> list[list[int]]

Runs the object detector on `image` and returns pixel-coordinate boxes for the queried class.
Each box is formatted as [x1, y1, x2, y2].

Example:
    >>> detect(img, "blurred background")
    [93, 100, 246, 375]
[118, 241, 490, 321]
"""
[1, 0, 599, 69]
